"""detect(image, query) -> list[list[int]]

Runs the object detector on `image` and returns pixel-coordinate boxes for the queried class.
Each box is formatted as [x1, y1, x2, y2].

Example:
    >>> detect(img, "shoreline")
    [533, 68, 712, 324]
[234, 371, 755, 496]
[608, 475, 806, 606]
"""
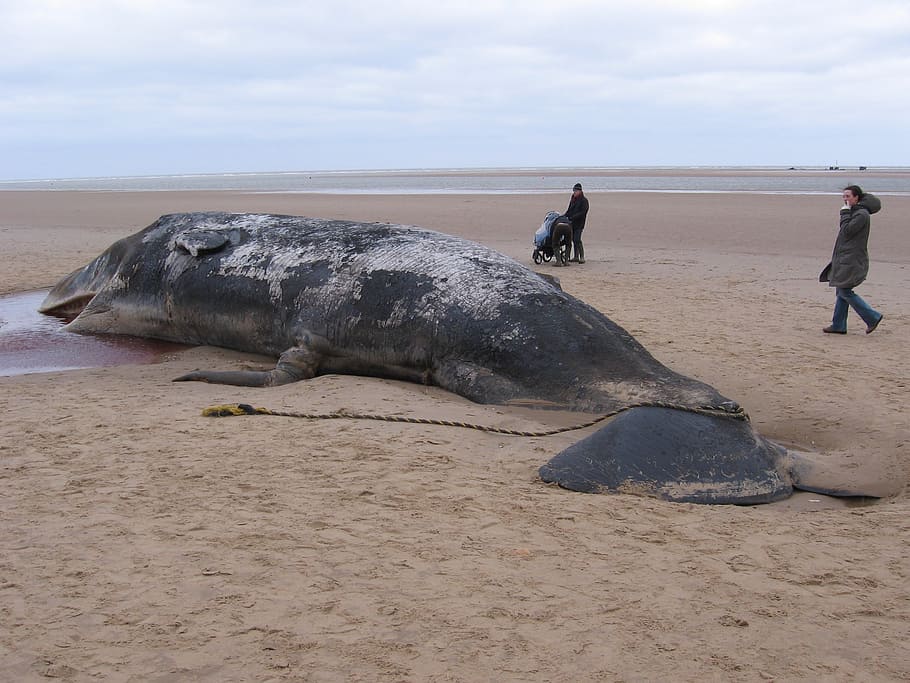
[4, 164, 910, 182]
[4, 166, 909, 197]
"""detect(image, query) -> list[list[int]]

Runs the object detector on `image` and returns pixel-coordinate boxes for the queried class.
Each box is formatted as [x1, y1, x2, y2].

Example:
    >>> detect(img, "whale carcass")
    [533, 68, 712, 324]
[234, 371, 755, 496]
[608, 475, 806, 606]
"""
[39, 212, 873, 504]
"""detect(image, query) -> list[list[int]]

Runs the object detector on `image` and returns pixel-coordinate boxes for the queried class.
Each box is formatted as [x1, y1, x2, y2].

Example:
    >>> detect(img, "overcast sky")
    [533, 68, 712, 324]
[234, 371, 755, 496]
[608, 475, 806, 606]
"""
[1, 0, 908, 180]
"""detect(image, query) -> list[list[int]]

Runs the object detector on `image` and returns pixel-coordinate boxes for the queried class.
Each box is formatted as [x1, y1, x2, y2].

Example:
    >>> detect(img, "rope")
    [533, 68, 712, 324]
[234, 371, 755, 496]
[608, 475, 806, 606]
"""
[201, 400, 749, 437]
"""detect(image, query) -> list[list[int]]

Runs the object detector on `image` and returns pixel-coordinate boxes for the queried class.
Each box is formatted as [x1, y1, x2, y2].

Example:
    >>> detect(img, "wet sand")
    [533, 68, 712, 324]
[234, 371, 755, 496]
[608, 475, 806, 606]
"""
[1, 188, 908, 680]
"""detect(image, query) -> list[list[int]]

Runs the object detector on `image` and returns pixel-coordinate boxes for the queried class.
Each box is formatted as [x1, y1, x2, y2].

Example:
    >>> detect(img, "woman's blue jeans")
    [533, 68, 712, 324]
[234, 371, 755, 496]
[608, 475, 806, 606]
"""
[831, 287, 880, 331]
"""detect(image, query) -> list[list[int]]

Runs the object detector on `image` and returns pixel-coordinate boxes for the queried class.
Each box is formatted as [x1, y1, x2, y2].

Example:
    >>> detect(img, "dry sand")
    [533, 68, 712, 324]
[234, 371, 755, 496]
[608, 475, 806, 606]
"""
[1, 188, 908, 681]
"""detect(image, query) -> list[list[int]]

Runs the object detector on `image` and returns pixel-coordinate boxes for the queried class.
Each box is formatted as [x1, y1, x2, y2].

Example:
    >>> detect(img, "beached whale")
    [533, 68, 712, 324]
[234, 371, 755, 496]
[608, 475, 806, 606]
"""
[39, 212, 874, 504]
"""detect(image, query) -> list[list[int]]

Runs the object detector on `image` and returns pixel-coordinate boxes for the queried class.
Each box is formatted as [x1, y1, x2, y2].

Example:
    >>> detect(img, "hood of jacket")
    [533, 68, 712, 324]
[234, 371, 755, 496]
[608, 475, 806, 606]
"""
[858, 193, 882, 214]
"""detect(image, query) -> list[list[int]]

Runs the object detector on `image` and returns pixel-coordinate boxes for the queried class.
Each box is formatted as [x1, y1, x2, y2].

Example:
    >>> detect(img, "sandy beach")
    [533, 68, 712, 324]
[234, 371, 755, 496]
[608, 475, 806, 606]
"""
[1, 188, 908, 680]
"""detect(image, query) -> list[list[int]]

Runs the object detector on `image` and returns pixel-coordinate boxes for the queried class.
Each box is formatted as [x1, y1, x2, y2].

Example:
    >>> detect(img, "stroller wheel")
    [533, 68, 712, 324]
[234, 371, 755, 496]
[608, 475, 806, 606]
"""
[533, 249, 542, 265]
[543, 251, 553, 262]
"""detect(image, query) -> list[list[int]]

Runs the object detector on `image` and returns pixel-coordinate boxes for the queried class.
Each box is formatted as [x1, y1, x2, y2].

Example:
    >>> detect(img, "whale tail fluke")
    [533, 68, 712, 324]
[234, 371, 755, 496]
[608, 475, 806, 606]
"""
[539, 407, 795, 505]
[540, 407, 885, 505]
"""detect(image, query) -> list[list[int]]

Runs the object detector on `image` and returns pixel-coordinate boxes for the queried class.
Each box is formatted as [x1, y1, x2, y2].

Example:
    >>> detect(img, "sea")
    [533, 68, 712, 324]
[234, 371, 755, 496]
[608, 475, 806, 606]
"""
[2, 167, 910, 196]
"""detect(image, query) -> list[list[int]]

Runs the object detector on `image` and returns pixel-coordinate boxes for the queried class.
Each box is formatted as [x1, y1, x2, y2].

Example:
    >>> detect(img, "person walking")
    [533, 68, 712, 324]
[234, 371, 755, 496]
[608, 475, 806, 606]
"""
[565, 183, 589, 263]
[819, 185, 884, 334]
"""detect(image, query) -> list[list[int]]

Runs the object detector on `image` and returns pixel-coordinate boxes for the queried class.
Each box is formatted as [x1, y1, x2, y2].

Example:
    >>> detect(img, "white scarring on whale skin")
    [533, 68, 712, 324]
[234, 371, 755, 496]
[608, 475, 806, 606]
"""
[157, 215, 554, 350]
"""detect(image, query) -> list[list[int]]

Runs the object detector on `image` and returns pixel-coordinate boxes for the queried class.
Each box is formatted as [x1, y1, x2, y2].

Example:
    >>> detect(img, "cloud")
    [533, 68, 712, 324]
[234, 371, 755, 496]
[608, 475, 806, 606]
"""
[1, 0, 908, 177]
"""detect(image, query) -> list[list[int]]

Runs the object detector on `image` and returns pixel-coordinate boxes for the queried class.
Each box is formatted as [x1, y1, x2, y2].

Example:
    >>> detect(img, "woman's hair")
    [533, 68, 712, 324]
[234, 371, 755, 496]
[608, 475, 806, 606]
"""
[843, 184, 865, 199]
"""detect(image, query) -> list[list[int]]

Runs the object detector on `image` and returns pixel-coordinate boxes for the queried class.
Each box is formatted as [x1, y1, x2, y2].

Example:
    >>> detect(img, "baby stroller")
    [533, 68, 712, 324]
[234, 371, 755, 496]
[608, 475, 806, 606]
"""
[532, 211, 573, 266]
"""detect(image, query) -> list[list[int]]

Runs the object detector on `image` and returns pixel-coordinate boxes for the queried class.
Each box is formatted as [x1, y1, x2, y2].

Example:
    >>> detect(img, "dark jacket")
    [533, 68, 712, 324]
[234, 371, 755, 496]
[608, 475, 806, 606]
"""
[566, 194, 589, 232]
[820, 193, 882, 289]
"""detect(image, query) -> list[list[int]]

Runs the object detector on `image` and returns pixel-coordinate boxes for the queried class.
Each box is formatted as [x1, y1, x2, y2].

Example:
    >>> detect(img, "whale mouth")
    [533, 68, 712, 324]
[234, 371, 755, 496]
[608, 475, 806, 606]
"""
[37, 293, 96, 321]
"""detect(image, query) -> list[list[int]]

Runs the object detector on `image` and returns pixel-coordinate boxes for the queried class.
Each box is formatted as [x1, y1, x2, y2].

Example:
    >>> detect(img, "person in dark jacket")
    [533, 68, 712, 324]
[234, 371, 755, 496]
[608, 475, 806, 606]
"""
[565, 183, 589, 263]
[819, 185, 884, 334]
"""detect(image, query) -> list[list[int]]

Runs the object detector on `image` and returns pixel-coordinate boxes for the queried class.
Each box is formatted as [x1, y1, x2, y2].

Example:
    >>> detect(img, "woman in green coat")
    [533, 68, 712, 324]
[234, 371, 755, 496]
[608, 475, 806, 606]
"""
[819, 185, 884, 334]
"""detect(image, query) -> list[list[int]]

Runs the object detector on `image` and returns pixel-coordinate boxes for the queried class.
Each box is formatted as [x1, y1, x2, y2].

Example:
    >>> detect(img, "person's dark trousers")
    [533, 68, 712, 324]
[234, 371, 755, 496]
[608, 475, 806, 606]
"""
[571, 228, 585, 263]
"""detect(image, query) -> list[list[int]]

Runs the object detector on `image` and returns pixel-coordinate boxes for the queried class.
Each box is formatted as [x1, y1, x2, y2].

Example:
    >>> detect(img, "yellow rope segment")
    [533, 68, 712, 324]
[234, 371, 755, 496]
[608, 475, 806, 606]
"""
[201, 401, 748, 437]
